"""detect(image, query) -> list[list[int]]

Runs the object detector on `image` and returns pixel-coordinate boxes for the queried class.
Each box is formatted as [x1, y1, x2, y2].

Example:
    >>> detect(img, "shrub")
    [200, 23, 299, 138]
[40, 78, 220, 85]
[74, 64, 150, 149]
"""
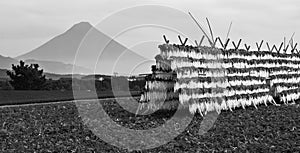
[7, 61, 46, 90]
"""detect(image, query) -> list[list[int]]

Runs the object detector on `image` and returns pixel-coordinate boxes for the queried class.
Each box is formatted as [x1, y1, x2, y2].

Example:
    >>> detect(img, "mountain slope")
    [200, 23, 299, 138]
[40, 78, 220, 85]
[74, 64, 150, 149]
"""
[17, 22, 93, 64]
[17, 22, 149, 75]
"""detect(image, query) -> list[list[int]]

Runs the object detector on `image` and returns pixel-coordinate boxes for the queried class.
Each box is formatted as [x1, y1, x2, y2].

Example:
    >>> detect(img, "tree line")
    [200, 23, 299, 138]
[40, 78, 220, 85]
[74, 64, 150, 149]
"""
[1, 61, 145, 91]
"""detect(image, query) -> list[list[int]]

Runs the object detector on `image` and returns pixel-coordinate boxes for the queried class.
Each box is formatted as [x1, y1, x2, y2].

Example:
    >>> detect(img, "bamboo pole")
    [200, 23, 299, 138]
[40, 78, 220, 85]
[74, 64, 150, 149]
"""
[188, 12, 213, 47]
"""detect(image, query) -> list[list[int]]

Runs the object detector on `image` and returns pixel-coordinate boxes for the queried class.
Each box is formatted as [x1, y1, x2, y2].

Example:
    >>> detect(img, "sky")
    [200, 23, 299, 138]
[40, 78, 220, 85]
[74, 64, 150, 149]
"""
[0, 0, 299, 58]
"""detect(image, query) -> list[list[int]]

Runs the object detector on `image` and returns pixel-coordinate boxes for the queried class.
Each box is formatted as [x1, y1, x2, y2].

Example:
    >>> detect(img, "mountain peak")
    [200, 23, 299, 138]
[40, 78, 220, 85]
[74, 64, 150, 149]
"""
[75, 21, 93, 27]
[16, 21, 149, 75]
[68, 22, 94, 32]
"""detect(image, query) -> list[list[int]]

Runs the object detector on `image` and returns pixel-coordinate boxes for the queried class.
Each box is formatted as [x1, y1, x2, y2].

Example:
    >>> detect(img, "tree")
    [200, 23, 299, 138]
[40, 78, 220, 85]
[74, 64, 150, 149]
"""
[7, 60, 46, 90]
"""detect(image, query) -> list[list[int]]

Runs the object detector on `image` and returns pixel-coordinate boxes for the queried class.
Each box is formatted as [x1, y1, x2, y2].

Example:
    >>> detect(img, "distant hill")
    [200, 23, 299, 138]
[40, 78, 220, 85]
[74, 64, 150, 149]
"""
[0, 55, 18, 69]
[0, 68, 84, 81]
[16, 22, 149, 75]
[82, 74, 112, 80]
[0, 54, 91, 74]
[25, 59, 91, 74]
[44, 73, 85, 80]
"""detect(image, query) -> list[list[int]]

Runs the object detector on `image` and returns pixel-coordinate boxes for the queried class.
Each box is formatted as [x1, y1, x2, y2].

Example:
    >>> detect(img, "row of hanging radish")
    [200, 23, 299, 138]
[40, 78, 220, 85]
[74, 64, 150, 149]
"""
[139, 43, 300, 115]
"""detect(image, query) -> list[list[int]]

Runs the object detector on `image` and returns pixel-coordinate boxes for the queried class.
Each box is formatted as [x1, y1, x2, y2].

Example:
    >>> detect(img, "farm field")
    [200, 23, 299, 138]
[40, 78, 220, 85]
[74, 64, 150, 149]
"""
[0, 98, 299, 152]
[0, 90, 141, 106]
